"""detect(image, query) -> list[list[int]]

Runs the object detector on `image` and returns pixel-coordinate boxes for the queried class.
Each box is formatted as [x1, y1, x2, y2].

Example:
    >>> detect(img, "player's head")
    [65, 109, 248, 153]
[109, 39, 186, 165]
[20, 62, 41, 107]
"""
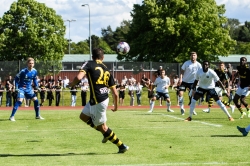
[190, 51, 197, 62]
[160, 69, 166, 77]
[27, 57, 35, 70]
[240, 57, 247, 66]
[218, 62, 225, 70]
[92, 48, 104, 60]
[202, 60, 210, 72]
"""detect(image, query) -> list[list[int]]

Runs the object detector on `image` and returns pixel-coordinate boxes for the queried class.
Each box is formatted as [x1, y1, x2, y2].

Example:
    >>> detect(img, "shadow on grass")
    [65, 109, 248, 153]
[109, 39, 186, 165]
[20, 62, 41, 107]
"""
[0, 152, 109, 157]
[211, 135, 242, 137]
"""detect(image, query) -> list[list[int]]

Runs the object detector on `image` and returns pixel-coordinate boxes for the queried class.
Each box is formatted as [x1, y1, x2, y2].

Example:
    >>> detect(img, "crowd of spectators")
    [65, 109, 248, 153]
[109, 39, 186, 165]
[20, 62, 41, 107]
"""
[0, 71, 180, 107]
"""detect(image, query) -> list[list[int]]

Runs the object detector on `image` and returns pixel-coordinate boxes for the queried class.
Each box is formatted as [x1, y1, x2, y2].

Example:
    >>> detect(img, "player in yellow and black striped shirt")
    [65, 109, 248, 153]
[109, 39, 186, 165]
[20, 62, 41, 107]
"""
[69, 48, 129, 153]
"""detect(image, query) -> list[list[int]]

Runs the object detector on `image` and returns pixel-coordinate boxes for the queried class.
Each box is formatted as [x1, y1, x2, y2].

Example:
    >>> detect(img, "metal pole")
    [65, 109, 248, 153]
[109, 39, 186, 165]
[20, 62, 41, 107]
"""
[82, 4, 91, 60]
[64, 19, 76, 54]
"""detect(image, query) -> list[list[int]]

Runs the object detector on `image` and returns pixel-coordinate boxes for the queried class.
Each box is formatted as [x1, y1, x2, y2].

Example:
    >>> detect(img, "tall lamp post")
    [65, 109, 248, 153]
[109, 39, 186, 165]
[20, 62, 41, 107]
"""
[64, 19, 76, 54]
[82, 4, 91, 60]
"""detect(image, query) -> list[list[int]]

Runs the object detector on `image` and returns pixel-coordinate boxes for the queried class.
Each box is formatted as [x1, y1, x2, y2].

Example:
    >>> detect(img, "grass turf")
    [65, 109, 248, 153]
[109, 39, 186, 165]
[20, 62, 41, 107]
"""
[1, 107, 250, 165]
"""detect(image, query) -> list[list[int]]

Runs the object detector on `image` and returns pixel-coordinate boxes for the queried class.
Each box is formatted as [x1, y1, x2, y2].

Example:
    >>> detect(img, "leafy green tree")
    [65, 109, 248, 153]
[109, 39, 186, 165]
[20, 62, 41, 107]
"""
[238, 21, 250, 42]
[65, 41, 90, 54]
[224, 18, 241, 40]
[0, 0, 67, 61]
[122, 0, 236, 62]
[232, 41, 250, 54]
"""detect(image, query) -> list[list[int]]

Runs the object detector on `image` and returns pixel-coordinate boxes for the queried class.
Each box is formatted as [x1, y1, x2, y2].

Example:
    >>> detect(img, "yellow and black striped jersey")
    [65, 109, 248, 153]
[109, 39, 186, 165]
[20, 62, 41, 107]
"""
[214, 68, 229, 87]
[236, 65, 250, 88]
[80, 60, 115, 105]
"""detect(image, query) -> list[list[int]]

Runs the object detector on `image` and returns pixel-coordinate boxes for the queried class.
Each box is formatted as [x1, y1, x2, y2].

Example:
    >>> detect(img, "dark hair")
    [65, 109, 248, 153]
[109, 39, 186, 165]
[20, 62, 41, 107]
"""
[92, 48, 104, 60]
[203, 60, 210, 65]
[240, 57, 247, 61]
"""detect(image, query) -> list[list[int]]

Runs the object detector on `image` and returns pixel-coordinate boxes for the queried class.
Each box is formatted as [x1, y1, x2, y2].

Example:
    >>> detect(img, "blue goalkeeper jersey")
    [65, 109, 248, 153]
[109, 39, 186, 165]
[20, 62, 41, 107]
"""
[15, 68, 38, 90]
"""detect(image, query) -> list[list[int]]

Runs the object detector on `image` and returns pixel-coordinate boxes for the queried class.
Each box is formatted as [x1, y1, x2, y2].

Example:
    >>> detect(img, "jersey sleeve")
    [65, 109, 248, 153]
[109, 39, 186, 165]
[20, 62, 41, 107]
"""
[108, 73, 116, 88]
[80, 61, 90, 73]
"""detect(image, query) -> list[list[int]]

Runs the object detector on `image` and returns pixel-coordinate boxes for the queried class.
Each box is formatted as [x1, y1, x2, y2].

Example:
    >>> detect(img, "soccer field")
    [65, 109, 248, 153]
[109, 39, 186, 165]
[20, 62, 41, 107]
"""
[0, 107, 250, 165]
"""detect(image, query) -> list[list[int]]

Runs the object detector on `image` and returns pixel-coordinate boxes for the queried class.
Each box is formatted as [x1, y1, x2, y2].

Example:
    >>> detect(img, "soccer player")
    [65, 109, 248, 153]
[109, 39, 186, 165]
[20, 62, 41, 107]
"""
[148, 69, 174, 113]
[69, 48, 129, 153]
[202, 62, 235, 113]
[178, 52, 202, 115]
[232, 57, 250, 118]
[185, 61, 234, 121]
[9, 57, 44, 121]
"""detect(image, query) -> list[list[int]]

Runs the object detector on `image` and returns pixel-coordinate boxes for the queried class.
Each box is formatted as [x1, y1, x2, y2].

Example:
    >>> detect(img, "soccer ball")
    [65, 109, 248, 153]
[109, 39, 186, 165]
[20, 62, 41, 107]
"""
[116, 42, 130, 55]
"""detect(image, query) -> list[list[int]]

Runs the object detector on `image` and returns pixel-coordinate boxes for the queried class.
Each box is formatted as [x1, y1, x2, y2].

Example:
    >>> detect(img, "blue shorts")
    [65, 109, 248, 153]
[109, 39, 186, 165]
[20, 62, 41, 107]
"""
[17, 88, 36, 99]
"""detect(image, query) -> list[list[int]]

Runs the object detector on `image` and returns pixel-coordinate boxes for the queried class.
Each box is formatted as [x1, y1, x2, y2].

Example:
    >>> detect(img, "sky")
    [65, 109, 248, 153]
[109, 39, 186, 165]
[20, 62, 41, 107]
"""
[0, 0, 250, 43]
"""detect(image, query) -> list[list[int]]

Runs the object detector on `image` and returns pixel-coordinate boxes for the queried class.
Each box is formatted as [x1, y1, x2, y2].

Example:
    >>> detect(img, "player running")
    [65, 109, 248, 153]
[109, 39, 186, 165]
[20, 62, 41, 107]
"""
[9, 57, 44, 121]
[202, 62, 235, 113]
[178, 52, 202, 115]
[185, 61, 234, 121]
[232, 57, 250, 119]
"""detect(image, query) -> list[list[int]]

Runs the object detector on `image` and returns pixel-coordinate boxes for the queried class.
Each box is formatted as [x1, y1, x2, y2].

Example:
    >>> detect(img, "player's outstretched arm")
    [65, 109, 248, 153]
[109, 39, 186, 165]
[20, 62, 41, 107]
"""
[110, 86, 118, 112]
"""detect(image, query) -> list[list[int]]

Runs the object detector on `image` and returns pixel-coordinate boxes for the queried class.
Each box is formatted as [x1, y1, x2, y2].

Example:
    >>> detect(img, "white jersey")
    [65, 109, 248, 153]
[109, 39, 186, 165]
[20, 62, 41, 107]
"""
[181, 60, 202, 83]
[154, 76, 170, 93]
[196, 68, 219, 89]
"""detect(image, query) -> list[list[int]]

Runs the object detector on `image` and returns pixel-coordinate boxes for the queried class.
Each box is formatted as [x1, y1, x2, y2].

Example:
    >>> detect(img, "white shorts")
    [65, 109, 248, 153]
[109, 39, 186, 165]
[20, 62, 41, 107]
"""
[236, 87, 249, 97]
[81, 98, 109, 126]
[215, 87, 222, 97]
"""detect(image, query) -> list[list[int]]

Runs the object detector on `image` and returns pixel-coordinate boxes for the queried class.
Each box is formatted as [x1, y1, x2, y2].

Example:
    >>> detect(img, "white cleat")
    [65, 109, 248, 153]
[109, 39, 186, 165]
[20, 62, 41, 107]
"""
[148, 110, 153, 113]
[167, 109, 174, 112]
[9, 116, 15, 122]
[230, 105, 235, 113]
[36, 116, 45, 120]
[202, 108, 210, 113]
[181, 109, 185, 115]
[193, 110, 197, 115]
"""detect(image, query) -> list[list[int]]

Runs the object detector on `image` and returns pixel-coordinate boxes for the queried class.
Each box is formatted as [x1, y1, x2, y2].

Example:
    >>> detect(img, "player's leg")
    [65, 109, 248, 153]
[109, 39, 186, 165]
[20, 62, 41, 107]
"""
[213, 94, 234, 121]
[185, 88, 203, 121]
[9, 89, 24, 121]
[164, 93, 174, 112]
[91, 98, 128, 153]
[233, 87, 246, 119]
[31, 94, 44, 119]
[148, 95, 156, 112]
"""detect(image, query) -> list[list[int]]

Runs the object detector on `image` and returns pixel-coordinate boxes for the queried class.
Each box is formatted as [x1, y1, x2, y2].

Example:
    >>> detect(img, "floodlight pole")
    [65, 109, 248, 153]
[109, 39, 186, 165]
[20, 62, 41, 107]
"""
[82, 4, 91, 60]
[64, 19, 76, 54]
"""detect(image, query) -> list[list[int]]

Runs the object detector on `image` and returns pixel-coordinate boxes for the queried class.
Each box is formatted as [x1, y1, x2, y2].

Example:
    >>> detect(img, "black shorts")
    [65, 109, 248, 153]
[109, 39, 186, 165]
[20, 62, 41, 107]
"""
[119, 91, 125, 99]
[196, 87, 218, 98]
[154, 92, 170, 100]
[179, 82, 193, 92]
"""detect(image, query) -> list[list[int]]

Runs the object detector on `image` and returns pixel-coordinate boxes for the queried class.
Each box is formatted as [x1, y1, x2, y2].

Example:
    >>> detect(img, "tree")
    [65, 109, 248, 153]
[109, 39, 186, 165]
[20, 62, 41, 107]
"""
[122, 0, 236, 62]
[0, 0, 67, 61]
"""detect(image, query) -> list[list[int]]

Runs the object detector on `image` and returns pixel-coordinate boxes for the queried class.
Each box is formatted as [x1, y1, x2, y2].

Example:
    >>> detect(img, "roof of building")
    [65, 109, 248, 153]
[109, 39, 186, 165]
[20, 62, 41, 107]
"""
[62, 54, 248, 62]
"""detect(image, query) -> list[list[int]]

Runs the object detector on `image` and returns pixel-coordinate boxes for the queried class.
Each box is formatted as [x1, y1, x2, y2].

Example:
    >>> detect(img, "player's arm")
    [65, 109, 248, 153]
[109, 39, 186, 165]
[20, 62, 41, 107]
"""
[178, 69, 185, 84]
[70, 70, 86, 87]
[231, 71, 239, 86]
[216, 80, 229, 97]
[110, 85, 118, 112]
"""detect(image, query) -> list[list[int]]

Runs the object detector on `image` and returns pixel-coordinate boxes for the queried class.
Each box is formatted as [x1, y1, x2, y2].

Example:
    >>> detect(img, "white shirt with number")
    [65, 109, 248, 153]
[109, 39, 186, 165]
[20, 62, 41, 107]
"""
[196, 68, 219, 89]
[181, 60, 202, 83]
[154, 76, 170, 93]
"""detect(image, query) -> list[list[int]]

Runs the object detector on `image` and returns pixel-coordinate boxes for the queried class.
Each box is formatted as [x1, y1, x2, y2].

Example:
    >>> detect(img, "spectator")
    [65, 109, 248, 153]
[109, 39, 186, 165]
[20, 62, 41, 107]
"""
[141, 74, 148, 87]
[39, 81, 46, 106]
[172, 75, 179, 90]
[145, 78, 154, 104]
[226, 63, 233, 81]
[5, 75, 14, 90]
[55, 82, 62, 106]
[57, 76, 63, 85]
[128, 75, 136, 84]
[135, 81, 143, 106]
[46, 83, 54, 106]
[70, 85, 77, 107]
[6, 86, 12, 107]
[0, 82, 4, 106]
[40, 75, 47, 84]
[80, 82, 88, 106]
[12, 88, 18, 106]
[48, 75, 55, 86]
[121, 75, 128, 85]
[157, 66, 163, 76]
[62, 76, 69, 88]
[127, 81, 136, 106]
[117, 83, 126, 106]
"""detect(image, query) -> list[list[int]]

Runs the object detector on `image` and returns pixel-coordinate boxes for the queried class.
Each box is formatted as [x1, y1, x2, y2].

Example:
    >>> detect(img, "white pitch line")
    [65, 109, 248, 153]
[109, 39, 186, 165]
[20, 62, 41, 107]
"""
[161, 114, 223, 127]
